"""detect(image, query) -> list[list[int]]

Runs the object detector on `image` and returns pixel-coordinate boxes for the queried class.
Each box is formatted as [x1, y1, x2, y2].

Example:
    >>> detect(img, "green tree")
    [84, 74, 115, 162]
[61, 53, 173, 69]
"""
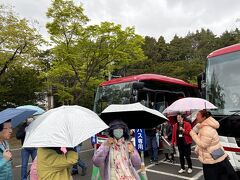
[0, 4, 45, 109]
[150, 59, 204, 83]
[142, 36, 158, 61]
[0, 65, 44, 109]
[156, 36, 168, 62]
[167, 35, 184, 61]
[46, 0, 145, 107]
[217, 29, 240, 48]
[0, 4, 45, 77]
[189, 29, 217, 60]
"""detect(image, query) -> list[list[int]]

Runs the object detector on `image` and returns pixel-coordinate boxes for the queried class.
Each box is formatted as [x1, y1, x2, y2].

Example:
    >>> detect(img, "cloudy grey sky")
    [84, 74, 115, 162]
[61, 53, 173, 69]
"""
[2, 0, 240, 42]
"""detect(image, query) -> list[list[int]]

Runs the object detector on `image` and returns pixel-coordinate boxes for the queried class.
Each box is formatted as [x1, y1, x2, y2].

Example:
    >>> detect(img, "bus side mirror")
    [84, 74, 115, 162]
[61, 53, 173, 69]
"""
[132, 82, 144, 90]
[197, 72, 205, 90]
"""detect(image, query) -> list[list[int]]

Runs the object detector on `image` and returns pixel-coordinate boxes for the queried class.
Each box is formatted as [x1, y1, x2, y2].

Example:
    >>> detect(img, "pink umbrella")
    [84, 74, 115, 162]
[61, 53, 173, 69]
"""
[162, 97, 217, 116]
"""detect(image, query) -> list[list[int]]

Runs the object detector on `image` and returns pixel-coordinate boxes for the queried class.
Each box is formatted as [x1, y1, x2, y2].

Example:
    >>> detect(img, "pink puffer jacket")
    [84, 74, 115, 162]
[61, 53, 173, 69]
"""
[190, 117, 228, 164]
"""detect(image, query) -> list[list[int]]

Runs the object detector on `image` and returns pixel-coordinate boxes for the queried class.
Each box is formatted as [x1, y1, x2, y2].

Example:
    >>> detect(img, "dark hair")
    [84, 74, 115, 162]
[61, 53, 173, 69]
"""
[198, 109, 212, 119]
[108, 120, 130, 140]
[130, 129, 135, 136]
[177, 113, 186, 120]
[0, 120, 11, 132]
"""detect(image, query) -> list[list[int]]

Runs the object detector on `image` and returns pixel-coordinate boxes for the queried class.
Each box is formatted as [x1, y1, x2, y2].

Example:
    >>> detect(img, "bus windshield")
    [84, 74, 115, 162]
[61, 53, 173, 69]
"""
[94, 82, 133, 114]
[206, 51, 240, 115]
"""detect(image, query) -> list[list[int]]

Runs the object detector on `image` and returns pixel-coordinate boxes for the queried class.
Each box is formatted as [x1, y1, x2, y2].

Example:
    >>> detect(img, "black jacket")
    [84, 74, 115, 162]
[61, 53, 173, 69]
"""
[16, 122, 27, 145]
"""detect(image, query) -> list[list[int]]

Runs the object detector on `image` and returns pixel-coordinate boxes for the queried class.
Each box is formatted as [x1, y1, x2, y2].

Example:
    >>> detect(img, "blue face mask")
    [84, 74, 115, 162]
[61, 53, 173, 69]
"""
[113, 129, 124, 139]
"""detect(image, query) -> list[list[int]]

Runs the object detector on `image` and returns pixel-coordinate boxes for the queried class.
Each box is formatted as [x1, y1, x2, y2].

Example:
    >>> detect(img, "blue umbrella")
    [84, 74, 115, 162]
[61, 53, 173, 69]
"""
[0, 108, 37, 128]
[16, 105, 45, 116]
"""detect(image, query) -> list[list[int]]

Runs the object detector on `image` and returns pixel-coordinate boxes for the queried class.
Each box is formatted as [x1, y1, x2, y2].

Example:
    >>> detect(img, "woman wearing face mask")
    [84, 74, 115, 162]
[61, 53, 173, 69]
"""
[92, 120, 141, 180]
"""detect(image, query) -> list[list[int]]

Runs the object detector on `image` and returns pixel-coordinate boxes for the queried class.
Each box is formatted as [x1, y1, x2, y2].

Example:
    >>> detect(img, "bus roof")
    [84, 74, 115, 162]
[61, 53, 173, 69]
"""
[207, 44, 240, 59]
[100, 74, 197, 88]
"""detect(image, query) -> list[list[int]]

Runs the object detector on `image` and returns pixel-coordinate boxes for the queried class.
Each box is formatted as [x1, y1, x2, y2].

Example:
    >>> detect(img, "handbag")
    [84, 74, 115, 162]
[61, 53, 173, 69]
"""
[210, 148, 225, 160]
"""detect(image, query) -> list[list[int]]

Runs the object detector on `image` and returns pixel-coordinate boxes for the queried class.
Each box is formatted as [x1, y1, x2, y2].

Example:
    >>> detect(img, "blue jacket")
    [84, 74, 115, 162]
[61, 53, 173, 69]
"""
[0, 141, 13, 180]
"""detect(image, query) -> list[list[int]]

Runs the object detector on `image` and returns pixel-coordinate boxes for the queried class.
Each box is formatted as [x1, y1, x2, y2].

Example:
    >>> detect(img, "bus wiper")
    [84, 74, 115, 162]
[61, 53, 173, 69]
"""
[218, 110, 240, 123]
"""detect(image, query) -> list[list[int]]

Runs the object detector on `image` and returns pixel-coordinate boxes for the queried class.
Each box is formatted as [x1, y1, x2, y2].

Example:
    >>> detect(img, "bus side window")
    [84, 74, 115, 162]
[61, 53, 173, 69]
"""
[155, 102, 167, 112]
[155, 92, 167, 112]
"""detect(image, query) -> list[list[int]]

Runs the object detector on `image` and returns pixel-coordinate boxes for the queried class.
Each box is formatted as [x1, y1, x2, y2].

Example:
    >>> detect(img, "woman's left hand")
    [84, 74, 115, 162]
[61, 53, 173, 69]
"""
[128, 142, 134, 154]
[180, 127, 185, 132]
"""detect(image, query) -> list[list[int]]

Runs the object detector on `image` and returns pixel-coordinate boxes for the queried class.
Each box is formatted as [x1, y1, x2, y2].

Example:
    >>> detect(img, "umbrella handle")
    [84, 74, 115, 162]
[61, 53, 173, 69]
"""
[161, 136, 171, 146]
[140, 162, 146, 172]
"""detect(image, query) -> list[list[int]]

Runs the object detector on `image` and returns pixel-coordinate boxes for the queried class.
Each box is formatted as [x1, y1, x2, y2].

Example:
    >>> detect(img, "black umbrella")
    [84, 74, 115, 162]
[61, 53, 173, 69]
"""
[100, 103, 168, 129]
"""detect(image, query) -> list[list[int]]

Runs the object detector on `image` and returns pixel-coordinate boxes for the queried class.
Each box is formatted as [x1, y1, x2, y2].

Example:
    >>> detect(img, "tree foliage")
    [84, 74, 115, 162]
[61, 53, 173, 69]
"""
[1, 1, 240, 109]
[0, 4, 45, 109]
[46, 0, 145, 107]
[132, 28, 240, 83]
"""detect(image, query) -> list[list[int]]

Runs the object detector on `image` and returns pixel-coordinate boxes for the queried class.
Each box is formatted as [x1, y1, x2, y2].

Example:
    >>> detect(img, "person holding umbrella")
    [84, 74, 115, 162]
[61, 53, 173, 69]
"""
[171, 113, 193, 174]
[22, 105, 108, 180]
[161, 121, 175, 163]
[190, 110, 239, 180]
[0, 119, 13, 179]
[15, 105, 45, 180]
[145, 127, 159, 164]
[92, 120, 141, 180]
[16, 117, 37, 180]
[37, 147, 78, 180]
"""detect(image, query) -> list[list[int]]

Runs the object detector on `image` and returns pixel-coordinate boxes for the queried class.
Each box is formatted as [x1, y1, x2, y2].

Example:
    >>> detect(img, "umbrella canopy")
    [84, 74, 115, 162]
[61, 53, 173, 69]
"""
[23, 105, 108, 148]
[16, 105, 45, 116]
[162, 97, 217, 116]
[0, 108, 37, 128]
[100, 102, 168, 129]
[186, 111, 198, 122]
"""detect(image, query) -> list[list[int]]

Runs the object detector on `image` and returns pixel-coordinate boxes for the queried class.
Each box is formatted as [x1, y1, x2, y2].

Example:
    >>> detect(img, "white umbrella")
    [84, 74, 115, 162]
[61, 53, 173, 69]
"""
[162, 97, 217, 116]
[23, 105, 108, 148]
[100, 102, 168, 128]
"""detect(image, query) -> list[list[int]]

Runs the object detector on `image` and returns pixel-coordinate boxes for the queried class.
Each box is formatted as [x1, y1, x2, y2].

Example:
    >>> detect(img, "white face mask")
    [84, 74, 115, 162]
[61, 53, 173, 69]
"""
[113, 129, 124, 139]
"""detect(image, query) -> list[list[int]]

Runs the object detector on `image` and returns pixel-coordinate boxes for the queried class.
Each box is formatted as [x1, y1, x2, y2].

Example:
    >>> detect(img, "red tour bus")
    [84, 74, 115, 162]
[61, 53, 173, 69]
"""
[198, 44, 240, 173]
[93, 73, 200, 147]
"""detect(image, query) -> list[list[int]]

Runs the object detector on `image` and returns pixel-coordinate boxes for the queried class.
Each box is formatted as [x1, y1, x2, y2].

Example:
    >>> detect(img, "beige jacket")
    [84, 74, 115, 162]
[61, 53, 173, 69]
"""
[190, 117, 228, 164]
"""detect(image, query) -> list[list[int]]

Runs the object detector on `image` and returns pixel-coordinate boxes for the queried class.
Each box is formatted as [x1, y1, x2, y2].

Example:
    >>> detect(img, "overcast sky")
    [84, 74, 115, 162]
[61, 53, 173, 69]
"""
[2, 0, 240, 42]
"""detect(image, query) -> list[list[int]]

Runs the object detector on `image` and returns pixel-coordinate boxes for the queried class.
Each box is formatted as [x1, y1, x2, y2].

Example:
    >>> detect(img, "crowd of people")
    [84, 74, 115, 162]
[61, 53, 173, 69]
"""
[0, 118, 87, 180]
[0, 109, 239, 180]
